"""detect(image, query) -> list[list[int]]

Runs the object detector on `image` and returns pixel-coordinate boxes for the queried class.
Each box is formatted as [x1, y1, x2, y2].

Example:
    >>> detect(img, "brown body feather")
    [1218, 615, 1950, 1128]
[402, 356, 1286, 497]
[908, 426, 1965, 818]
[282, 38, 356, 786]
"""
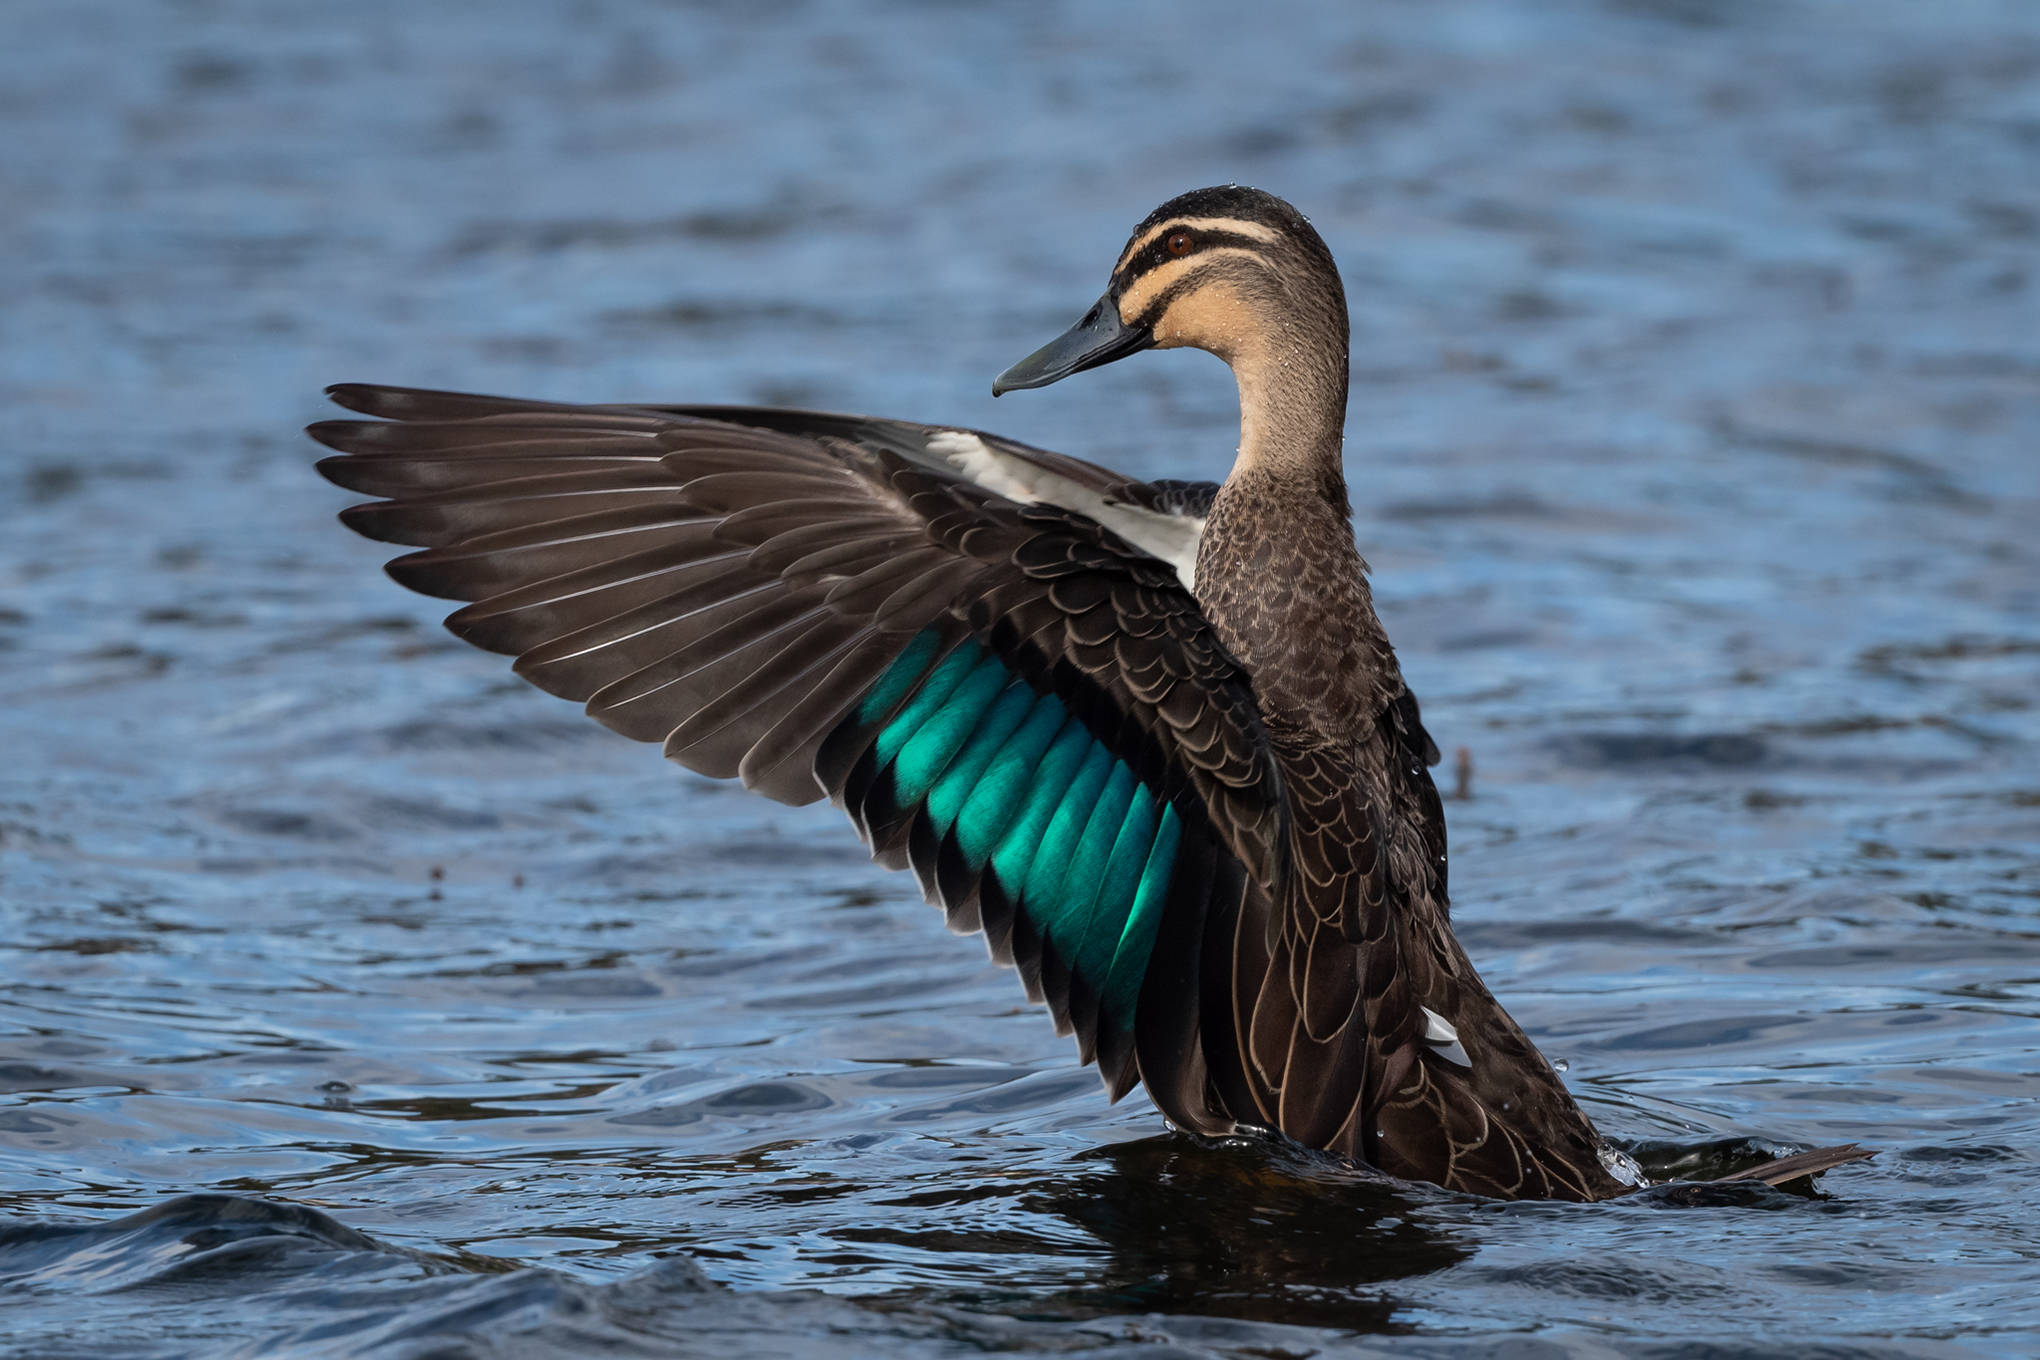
[1194, 465, 1618, 1198]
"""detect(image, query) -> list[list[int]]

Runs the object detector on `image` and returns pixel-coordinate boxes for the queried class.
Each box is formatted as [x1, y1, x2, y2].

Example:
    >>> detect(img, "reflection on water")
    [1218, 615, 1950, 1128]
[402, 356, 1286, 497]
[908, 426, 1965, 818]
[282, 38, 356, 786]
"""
[1003, 1138, 1466, 1329]
[4, 0, 2040, 1353]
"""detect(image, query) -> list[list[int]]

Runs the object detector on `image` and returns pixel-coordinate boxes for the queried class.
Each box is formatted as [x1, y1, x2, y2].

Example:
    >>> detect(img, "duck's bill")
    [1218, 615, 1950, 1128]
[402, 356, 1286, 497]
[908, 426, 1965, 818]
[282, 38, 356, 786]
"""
[992, 293, 1154, 395]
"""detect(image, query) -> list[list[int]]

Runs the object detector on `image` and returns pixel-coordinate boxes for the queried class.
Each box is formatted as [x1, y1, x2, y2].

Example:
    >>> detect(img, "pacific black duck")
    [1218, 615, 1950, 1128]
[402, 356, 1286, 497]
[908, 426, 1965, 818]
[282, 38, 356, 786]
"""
[311, 185, 1868, 1200]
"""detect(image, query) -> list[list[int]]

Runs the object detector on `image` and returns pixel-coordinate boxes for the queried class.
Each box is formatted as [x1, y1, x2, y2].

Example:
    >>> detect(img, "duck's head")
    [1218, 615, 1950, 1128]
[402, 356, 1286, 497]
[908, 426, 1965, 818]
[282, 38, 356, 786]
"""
[993, 185, 1348, 401]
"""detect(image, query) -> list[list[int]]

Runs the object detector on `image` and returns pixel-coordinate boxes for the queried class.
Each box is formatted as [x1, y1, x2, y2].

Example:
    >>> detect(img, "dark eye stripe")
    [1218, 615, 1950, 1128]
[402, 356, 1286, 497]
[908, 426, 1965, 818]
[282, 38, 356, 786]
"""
[1115, 242, 1270, 328]
[1114, 230, 1273, 303]
[1144, 228, 1268, 266]
[1129, 270, 1212, 330]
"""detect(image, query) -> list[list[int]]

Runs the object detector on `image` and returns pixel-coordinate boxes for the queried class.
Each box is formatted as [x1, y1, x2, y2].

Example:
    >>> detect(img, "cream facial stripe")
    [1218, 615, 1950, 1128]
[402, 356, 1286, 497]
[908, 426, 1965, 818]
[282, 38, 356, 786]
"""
[1114, 246, 1265, 324]
[1113, 215, 1283, 274]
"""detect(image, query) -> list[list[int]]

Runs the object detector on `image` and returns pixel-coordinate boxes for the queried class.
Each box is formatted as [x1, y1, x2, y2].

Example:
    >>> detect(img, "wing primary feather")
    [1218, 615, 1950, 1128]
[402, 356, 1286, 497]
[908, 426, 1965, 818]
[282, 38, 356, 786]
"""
[814, 630, 964, 796]
[742, 632, 916, 803]
[661, 625, 861, 769]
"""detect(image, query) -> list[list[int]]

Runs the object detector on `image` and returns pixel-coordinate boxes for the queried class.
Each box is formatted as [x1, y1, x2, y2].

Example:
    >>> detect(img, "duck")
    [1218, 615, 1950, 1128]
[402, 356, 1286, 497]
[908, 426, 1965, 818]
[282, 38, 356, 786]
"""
[310, 185, 1869, 1201]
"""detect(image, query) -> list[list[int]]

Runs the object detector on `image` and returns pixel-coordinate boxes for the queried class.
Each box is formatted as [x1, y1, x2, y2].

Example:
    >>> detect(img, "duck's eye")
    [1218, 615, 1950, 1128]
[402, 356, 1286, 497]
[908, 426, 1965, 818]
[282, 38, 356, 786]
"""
[1165, 230, 1194, 257]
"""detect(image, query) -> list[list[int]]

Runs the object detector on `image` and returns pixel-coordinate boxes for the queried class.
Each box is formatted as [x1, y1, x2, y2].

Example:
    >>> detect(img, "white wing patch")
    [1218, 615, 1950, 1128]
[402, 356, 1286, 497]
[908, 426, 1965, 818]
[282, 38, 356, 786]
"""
[1093, 502, 1203, 595]
[927, 430, 1205, 593]
[1420, 1006, 1472, 1069]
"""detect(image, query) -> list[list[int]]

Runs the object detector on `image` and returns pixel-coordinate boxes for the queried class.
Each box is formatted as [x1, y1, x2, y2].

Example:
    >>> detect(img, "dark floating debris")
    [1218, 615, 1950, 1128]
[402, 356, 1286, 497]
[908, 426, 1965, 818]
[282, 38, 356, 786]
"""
[1553, 731, 1770, 770]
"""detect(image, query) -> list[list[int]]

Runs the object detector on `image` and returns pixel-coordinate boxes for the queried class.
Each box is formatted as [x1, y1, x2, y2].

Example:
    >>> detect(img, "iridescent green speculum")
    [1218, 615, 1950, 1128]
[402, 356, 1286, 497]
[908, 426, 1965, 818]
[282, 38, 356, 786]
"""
[854, 630, 1178, 1023]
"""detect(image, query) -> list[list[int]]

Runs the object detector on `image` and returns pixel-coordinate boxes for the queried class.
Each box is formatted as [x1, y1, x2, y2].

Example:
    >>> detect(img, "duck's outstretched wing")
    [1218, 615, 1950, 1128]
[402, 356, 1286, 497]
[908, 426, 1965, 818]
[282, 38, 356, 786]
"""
[310, 385, 1272, 1130]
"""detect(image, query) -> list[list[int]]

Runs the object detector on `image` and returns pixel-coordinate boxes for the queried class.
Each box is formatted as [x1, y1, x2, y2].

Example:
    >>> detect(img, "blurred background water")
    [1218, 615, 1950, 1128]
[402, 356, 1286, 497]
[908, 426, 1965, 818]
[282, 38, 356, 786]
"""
[3, 0, 2038, 1355]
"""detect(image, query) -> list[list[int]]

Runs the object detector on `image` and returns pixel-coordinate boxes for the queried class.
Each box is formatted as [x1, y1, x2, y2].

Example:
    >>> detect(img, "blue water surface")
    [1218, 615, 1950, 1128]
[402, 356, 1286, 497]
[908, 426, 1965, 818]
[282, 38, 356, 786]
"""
[3, 1, 2038, 1355]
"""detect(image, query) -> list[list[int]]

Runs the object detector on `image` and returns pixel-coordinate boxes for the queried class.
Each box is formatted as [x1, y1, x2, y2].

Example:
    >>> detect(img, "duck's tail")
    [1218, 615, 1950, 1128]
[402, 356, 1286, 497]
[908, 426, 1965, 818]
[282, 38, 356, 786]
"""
[1713, 1143, 1875, 1188]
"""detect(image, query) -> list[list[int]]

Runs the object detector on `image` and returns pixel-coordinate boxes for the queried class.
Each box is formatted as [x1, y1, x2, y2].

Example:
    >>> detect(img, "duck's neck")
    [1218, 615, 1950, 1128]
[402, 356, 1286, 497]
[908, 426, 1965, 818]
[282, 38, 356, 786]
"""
[1229, 327, 1351, 513]
[1195, 320, 1403, 739]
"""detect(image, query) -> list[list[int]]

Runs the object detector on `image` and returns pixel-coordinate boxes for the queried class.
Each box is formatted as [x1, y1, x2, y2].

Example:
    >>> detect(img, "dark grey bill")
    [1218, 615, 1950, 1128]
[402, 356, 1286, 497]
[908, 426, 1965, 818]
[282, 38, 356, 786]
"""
[992, 293, 1154, 395]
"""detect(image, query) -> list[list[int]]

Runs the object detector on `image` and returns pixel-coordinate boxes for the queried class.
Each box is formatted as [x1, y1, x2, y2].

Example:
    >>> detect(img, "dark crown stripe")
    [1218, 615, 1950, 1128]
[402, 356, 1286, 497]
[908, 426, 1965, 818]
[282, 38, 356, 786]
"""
[1163, 227, 1276, 256]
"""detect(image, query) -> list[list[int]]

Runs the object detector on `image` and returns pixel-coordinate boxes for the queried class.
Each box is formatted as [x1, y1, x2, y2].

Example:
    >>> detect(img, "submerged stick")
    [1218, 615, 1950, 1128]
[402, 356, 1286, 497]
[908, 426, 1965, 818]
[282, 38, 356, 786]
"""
[1715, 1143, 1875, 1188]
